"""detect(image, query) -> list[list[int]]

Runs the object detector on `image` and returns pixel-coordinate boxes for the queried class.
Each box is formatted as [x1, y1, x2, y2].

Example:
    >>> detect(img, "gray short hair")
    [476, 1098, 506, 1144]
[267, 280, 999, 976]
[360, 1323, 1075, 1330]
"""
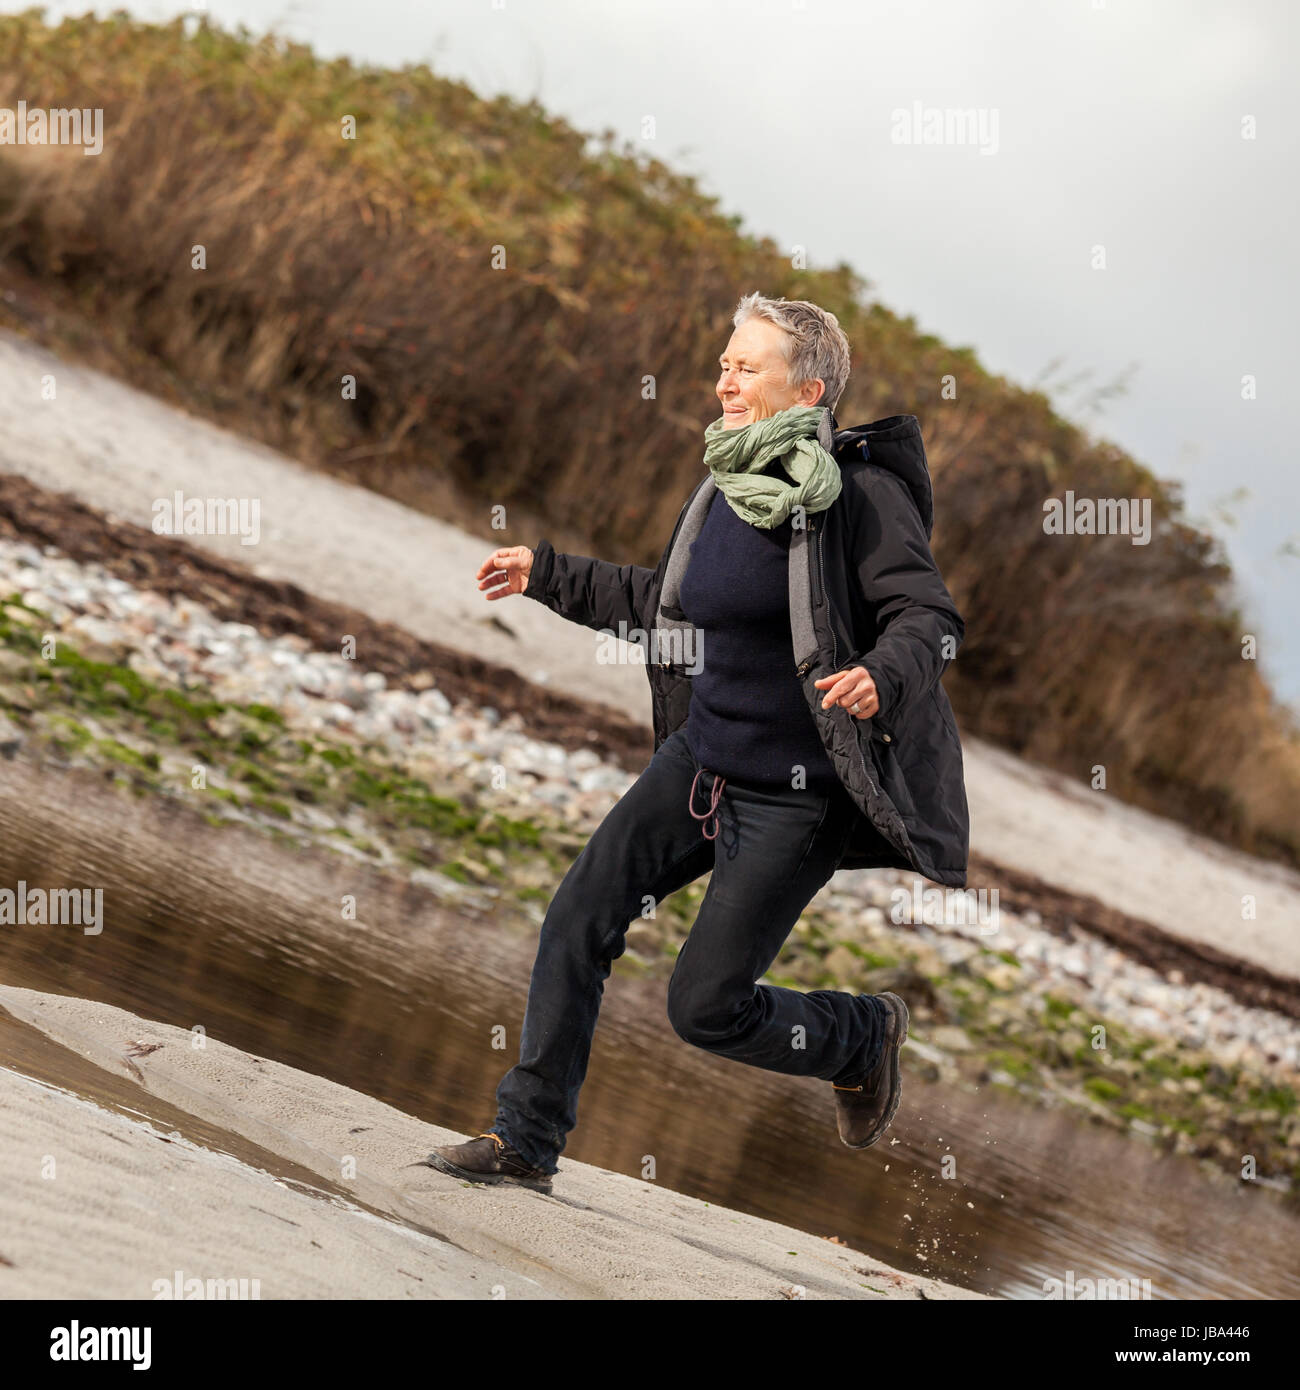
[733, 292, 852, 412]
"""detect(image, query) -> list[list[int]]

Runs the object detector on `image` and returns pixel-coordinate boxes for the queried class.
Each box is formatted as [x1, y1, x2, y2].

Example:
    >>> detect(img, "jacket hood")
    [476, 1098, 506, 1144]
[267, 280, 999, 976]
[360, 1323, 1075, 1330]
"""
[827, 412, 935, 539]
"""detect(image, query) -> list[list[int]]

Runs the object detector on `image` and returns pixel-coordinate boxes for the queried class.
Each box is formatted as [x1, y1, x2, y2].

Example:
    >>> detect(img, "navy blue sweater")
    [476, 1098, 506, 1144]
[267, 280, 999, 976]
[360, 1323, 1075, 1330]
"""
[678, 488, 839, 792]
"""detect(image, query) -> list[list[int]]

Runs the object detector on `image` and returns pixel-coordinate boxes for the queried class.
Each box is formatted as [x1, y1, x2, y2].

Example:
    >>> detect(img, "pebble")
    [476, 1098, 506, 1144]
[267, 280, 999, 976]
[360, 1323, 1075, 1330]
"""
[0, 710, 23, 758]
[2, 536, 1298, 1076]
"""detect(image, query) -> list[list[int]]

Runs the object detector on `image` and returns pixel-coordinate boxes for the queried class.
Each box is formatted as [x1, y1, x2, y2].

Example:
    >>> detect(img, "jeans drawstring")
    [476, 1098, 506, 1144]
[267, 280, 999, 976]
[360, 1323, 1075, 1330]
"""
[688, 767, 727, 841]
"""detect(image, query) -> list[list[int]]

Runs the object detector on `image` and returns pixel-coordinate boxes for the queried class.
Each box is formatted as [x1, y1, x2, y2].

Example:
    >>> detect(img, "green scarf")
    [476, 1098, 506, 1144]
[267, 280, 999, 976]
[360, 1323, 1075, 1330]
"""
[702, 404, 842, 528]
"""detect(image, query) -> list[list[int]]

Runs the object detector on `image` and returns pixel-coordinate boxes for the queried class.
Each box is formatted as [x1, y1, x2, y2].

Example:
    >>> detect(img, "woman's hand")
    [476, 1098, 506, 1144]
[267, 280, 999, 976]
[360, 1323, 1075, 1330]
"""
[814, 666, 880, 719]
[477, 546, 534, 600]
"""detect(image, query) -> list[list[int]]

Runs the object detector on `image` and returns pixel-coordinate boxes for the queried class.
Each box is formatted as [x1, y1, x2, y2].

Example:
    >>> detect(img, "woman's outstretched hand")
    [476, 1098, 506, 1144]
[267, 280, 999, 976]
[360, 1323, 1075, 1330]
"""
[814, 666, 880, 719]
[477, 546, 534, 600]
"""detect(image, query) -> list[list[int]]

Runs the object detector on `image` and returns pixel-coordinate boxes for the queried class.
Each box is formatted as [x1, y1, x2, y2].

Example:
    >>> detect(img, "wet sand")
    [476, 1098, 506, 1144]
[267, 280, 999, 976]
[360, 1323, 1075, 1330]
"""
[0, 985, 982, 1301]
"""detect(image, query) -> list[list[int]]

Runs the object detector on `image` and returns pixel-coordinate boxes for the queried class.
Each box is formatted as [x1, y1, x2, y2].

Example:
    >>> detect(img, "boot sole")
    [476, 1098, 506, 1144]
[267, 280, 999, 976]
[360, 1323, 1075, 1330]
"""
[840, 991, 909, 1150]
[421, 1150, 553, 1194]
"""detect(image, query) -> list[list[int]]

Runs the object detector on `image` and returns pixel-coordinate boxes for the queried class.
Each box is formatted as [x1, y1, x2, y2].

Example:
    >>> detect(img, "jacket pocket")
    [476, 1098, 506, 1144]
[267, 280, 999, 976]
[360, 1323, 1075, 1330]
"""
[650, 662, 691, 745]
[861, 721, 917, 824]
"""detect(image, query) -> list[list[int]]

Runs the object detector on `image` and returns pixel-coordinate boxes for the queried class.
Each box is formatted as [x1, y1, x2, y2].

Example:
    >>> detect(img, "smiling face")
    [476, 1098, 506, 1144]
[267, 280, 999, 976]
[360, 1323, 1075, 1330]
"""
[716, 317, 825, 430]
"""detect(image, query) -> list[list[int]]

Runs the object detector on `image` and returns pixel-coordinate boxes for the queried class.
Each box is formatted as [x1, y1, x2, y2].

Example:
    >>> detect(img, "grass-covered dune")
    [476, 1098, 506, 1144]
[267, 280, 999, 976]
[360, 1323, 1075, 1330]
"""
[0, 10, 1297, 867]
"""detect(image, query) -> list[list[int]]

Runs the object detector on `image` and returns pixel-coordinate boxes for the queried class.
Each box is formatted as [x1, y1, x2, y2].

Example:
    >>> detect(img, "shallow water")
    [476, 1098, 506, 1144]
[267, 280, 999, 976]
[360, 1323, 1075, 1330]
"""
[1, 766, 1297, 1300]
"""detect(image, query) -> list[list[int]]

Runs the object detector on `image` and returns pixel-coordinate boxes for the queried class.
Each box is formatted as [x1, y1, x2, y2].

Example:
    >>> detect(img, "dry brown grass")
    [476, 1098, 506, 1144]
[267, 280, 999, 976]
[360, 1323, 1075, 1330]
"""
[1, 12, 1297, 868]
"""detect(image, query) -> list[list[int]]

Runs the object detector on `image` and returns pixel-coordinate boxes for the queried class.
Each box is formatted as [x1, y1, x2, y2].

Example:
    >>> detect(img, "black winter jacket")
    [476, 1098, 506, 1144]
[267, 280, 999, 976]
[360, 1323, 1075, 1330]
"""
[523, 411, 970, 886]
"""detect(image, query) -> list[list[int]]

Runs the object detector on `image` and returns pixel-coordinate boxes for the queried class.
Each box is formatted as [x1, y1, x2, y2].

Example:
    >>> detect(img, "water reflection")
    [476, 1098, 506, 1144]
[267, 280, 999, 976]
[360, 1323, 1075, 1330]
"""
[1, 763, 1297, 1299]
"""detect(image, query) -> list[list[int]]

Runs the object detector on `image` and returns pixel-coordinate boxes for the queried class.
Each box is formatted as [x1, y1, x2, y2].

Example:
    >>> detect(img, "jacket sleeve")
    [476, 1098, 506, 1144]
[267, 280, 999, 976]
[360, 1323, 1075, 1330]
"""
[523, 538, 659, 637]
[846, 470, 964, 725]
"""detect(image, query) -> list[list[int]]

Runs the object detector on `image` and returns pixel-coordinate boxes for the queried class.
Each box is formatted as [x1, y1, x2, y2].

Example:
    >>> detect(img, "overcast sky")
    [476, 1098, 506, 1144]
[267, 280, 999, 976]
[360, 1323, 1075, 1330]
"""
[21, 0, 1300, 702]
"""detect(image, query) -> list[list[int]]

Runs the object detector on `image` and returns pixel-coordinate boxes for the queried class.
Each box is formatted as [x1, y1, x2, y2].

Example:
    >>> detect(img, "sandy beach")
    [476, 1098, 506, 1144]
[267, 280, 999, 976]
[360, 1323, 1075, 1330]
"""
[0, 986, 982, 1300]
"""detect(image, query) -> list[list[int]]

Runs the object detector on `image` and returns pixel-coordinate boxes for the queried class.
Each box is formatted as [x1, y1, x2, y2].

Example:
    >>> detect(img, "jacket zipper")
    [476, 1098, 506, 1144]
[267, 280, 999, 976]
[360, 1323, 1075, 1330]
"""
[796, 521, 831, 676]
[655, 482, 705, 672]
[808, 520, 837, 669]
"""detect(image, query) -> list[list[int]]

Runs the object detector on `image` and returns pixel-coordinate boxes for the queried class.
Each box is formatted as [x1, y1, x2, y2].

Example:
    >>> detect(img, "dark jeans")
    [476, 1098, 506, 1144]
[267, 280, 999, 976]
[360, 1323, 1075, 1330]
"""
[492, 727, 886, 1174]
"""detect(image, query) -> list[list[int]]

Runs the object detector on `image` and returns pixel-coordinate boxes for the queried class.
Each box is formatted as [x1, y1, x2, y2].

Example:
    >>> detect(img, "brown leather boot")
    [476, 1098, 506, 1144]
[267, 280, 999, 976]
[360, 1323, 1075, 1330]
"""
[421, 1132, 554, 1194]
[832, 992, 909, 1149]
